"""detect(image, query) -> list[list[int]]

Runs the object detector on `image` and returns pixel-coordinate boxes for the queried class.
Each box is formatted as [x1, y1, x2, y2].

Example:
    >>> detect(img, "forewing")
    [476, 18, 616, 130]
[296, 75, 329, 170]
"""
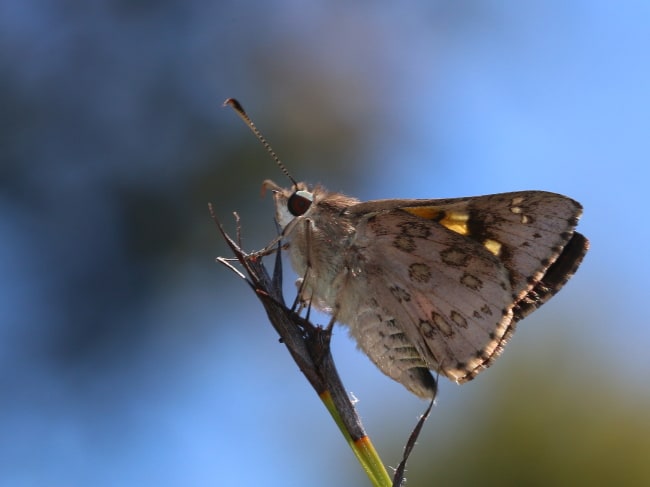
[397, 191, 585, 299]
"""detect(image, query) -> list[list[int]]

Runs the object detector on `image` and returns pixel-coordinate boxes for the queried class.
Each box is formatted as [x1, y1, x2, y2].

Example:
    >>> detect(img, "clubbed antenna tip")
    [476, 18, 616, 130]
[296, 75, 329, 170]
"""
[224, 98, 298, 187]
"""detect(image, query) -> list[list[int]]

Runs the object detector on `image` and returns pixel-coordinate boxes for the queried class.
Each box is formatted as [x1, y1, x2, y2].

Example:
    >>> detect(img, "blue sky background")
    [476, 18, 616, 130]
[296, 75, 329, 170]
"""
[1, 1, 648, 486]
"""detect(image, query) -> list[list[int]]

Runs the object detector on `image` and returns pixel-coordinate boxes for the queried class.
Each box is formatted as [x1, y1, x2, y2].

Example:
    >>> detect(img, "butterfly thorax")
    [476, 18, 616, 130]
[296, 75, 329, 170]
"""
[271, 184, 362, 312]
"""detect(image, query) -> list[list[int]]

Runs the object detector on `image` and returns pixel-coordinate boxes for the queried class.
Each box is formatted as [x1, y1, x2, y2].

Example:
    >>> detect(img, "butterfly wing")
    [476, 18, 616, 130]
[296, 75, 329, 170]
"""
[345, 210, 515, 394]
[342, 191, 587, 395]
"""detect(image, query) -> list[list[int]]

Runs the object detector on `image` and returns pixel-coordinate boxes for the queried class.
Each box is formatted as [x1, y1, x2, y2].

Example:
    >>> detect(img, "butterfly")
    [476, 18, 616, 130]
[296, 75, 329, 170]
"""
[226, 98, 589, 398]
[264, 180, 588, 397]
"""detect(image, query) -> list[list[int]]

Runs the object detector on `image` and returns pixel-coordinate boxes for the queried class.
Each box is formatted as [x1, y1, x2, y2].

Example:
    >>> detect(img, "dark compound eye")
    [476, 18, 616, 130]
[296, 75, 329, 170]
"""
[287, 190, 313, 216]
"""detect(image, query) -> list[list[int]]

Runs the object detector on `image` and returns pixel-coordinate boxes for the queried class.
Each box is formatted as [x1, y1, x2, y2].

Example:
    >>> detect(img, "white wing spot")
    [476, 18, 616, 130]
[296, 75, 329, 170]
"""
[419, 319, 435, 338]
[440, 247, 470, 267]
[408, 262, 432, 283]
[450, 310, 468, 328]
[460, 272, 483, 291]
[393, 234, 416, 253]
[431, 311, 454, 337]
[511, 196, 525, 206]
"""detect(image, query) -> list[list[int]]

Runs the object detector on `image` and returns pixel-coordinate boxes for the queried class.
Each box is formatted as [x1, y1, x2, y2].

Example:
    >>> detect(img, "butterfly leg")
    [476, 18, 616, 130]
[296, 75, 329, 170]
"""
[251, 210, 308, 259]
[290, 217, 317, 314]
[325, 304, 340, 333]
[291, 276, 312, 314]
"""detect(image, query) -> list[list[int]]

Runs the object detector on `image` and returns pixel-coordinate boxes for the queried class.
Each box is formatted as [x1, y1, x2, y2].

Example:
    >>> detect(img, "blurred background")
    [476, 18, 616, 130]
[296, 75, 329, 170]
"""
[1, 1, 649, 486]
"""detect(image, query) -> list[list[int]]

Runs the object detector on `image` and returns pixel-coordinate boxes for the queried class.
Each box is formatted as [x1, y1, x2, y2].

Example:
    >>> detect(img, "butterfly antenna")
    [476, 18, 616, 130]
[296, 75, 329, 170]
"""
[224, 98, 298, 187]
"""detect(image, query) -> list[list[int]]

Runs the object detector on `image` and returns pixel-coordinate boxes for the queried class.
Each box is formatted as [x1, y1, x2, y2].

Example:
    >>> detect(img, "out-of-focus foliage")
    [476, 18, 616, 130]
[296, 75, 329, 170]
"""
[405, 348, 650, 486]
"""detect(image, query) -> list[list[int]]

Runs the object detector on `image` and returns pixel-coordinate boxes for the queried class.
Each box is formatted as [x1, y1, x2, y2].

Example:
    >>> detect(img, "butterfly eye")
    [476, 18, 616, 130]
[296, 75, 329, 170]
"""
[287, 190, 313, 216]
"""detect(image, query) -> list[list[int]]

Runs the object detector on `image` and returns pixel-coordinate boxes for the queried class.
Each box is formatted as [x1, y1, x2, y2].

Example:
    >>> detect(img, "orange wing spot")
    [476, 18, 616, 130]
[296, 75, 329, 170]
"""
[439, 211, 470, 236]
[402, 206, 443, 220]
[403, 207, 470, 236]
[483, 238, 502, 256]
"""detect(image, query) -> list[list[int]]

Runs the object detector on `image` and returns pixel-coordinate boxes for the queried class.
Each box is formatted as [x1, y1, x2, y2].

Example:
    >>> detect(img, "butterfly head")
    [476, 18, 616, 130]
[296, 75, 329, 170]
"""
[262, 180, 315, 230]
